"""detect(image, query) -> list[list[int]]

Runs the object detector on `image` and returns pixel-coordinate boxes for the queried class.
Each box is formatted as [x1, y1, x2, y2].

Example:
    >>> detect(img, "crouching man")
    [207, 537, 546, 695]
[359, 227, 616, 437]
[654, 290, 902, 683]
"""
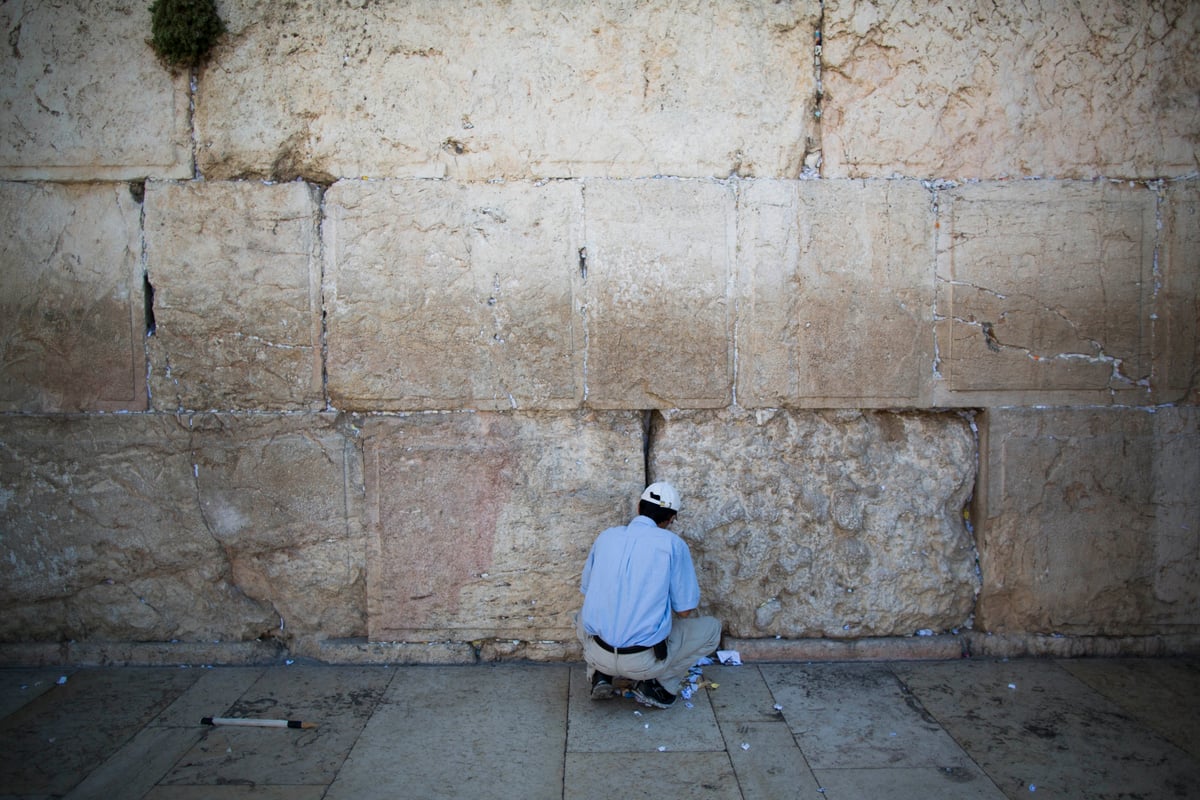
[577, 481, 722, 709]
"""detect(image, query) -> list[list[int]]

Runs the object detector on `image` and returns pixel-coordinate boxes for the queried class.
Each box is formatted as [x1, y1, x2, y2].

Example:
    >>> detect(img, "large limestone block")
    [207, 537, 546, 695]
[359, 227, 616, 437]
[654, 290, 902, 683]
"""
[582, 179, 734, 408]
[324, 179, 582, 410]
[736, 179, 934, 408]
[0, 182, 146, 412]
[933, 181, 1158, 406]
[649, 408, 979, 638]
[975, 406, 1200, 636]
[0, 415, 274, 642]
[821, 0, 1200, 179]
[364, 411, 644, 642]
[0, 413, 365, 645]
[1160, 181, 1200, 404]
[0, 0, 191, 180]
[145, 180, 324, 411]
[190, 413, 366, 641]
[197, 1, 818, 180]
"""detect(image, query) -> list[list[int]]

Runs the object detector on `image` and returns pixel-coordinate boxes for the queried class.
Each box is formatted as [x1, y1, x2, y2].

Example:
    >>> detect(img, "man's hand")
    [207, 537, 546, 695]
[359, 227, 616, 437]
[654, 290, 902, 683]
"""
[676, 609, 693, 618]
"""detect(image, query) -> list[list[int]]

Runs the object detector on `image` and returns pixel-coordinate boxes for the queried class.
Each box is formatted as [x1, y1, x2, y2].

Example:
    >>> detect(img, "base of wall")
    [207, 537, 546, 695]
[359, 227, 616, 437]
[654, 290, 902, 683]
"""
[726, 636, 968, 662]
[0, 639, 286, 668]
[961, 632, 1200, 659]
[2, 633, 1195, 668]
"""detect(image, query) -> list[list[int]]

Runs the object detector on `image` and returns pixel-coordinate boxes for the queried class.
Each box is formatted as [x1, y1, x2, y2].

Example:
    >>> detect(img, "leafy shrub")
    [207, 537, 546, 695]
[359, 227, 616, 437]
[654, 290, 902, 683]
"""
[149, 0, 225, 69]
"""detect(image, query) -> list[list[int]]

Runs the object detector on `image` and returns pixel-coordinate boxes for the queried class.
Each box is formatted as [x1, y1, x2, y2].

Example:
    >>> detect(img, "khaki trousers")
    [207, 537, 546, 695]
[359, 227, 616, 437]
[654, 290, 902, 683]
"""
[577, 613, 722, 697]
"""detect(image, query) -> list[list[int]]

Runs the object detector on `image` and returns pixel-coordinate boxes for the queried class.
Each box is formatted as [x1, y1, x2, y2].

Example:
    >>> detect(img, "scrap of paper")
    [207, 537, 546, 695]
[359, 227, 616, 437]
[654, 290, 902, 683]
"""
[716, 649, 742, 665]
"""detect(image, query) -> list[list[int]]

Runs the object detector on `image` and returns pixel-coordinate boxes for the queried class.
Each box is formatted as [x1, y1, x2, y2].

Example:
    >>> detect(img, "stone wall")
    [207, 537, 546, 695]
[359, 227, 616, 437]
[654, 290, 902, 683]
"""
[0, 0, 1197, 665]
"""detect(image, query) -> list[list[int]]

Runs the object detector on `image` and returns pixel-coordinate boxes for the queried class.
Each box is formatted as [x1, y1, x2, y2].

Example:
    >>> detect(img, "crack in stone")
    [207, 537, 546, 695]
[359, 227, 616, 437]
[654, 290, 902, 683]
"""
[315, 182, 332, 412]
[936, 313, 1148, 386]
[938, 278, 1008, 300]
[228, 332, 310, 350]
[579, 183, 590, 403]
[939, 277, 1125, 357]
[187, 417, 244, 597]
[804, 8, 825, 174]
[185, 414, 290, 640]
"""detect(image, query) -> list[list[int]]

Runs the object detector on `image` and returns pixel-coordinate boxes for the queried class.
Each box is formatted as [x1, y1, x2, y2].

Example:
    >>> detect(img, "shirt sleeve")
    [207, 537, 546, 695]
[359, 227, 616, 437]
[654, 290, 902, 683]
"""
[669, 537, 701, 612]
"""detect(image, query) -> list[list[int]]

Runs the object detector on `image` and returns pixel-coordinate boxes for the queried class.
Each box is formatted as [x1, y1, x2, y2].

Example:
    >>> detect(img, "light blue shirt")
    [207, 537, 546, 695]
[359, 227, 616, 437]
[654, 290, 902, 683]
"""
[579, 515, 701, 648]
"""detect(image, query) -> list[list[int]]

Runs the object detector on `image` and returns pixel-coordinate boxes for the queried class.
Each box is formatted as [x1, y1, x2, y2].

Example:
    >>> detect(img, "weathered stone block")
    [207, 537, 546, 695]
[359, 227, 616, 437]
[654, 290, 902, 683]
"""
[145, 181, 324, 411]
[933, 181, 1158, 405]
[0, 0, 191, 180]
[975, 406, 1200, 636]
[197, 0, 818, 180]
[0, 413, 366, 644]
[478, 639, 580, 663]
[364, 411, 644, 642]
[1160, 181, 1200, 404]
[190, 413, 367, 641]
[582, 179, 734, 409]
[649, 408, 979, 638]
[0, 182, 146, 412]
[821, 0, 1200, 179]
[324, 179, 583, 410]
[736, 179, 934, 407]
[0, 415, 274, 642]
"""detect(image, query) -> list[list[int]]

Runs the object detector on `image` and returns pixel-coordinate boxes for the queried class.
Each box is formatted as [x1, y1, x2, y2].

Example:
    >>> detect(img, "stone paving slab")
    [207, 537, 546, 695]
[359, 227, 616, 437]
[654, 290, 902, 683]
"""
[148, 667, 266, 728]
[65, 726, 203, 800]
[63, 668, 269, 800]
[893, 659, 1200, 799]
[146, 788, 325, 800]
[1, 659, 1198, 799]
[148, 786, 328, 800]
[565, 751, 741, 800]
[0, 668, 65, 719]
[0, 668, 199, 798]
[760, 662, 978, 770]
[704, 663, 788, 723]
[327, 664, 567, 800]
[718, 720, 823, 799]
[566, 664, 724, 753]
[1059, 657, 1200, 761]
[160, 665, 393, 789]
[811, 765, 1007, 799]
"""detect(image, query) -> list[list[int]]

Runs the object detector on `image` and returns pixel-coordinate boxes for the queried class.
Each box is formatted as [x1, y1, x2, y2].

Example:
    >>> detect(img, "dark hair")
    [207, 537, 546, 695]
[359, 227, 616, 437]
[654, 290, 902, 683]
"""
[638, 499, 677, 525]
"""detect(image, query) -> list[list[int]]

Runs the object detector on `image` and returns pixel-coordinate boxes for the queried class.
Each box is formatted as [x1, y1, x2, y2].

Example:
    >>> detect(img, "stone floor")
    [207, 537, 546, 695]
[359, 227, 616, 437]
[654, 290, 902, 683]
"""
[0, 657, 1197, 799]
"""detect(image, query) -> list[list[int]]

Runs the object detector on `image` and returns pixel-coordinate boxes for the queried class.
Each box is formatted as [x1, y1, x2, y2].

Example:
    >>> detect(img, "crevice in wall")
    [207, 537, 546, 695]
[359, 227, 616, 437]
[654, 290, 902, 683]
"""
[804, 2, 825, 177]
[1150, 179, 1170, 400]
[315, 181, 332, 411]
[189, 70, 200, 180]
[924, 179, 954, 382]
[579, 182, 590, 403]
[143, 273, 157, 337]
[133, 178, 155, 409]
[641, 409, 654, 486]
[960, 407, 985, 640]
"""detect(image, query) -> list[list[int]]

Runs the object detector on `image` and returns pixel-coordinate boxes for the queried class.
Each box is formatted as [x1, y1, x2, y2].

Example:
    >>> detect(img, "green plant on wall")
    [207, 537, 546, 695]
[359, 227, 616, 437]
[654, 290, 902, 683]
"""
[148, 0, 226, 69]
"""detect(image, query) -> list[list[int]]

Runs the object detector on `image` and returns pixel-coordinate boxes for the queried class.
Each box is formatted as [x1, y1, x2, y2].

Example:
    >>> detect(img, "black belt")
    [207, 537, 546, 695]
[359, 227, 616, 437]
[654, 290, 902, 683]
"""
[593, 635, 651, 655]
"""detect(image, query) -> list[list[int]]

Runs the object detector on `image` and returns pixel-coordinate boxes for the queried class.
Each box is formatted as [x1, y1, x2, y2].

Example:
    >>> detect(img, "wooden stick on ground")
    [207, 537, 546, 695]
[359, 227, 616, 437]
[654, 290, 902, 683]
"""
[201, 716, 318, 729]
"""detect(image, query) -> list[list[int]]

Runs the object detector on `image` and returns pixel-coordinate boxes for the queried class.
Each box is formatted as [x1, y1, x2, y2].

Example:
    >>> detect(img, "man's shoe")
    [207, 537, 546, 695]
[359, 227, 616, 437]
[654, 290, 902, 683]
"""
[590, 671, 615, 700]
[632, 679, 676, 709]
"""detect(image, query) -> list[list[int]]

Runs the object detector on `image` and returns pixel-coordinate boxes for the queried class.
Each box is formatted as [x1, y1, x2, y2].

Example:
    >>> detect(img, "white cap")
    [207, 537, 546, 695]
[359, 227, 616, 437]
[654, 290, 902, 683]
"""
[640, 481, 681, 512]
